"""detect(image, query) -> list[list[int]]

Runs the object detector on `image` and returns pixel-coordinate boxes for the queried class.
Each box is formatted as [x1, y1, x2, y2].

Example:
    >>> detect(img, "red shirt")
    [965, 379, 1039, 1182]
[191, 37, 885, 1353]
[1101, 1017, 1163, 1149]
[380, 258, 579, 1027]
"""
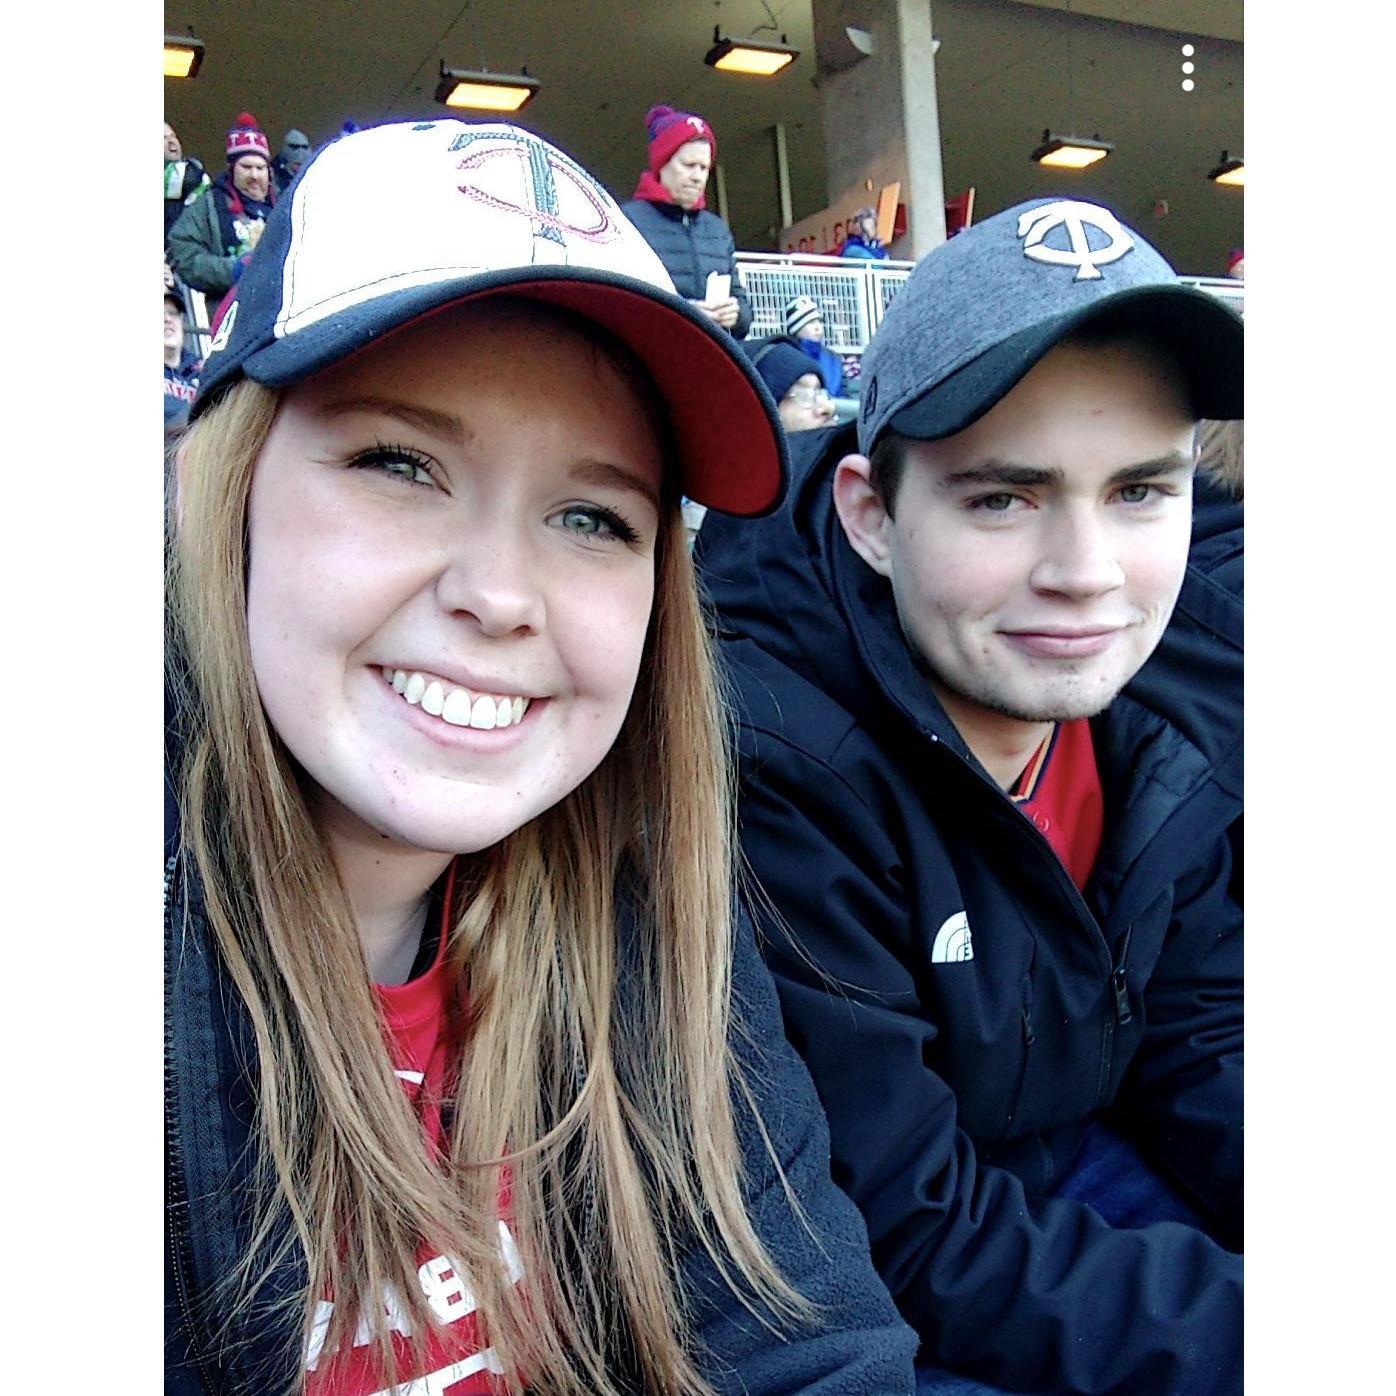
[1011, 719, 1104, 892]
[305, 864, 521, 1396]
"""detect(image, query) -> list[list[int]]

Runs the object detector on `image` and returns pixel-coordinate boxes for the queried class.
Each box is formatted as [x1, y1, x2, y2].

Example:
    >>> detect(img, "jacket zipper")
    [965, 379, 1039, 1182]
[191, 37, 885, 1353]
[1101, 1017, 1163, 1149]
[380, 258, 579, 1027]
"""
[1111, 923, 1134, 1027]
[926, 730, 1129, 1111]
[165, 852, 222, 1396]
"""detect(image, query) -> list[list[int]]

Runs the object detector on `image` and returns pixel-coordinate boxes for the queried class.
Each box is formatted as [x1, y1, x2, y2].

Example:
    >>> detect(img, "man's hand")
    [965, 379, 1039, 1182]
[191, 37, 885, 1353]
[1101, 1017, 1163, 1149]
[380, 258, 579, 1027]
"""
[707, 296, 740, 329]
[163, 262, 176, 290]
[689, 296, 741, 330]
[246, 220, 266, 250]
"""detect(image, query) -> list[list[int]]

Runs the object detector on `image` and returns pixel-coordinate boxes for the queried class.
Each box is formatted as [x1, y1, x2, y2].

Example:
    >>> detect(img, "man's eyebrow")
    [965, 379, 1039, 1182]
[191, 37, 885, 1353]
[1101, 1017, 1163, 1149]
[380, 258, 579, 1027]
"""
[318, 396, 470, 446]
[570, 457, 661, 508]
[1107, 452, 1196, 485]
[939, 452, 1196, 491]
[939, 462, 1063, 490]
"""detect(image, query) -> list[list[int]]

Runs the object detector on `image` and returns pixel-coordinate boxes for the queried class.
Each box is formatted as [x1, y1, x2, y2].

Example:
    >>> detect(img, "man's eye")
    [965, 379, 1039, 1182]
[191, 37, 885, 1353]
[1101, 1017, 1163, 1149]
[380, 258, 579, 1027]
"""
[973, 493, 1019, 512]
[1118, 483, 1154, 504]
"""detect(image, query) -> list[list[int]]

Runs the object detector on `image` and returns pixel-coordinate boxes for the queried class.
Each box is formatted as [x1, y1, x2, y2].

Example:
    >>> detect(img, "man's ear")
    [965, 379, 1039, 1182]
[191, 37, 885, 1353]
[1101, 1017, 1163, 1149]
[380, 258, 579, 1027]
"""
[832, 453, 894, 577]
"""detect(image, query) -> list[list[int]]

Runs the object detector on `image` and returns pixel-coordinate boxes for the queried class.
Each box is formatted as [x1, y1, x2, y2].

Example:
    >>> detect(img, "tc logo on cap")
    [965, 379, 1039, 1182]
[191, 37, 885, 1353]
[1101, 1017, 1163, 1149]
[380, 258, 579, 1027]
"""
[1017, 201, 1134, 282]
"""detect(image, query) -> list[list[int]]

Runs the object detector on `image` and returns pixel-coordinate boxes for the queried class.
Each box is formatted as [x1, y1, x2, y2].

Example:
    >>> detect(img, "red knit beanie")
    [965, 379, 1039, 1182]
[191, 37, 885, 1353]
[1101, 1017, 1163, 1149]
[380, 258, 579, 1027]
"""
[645, 104, 716, 174]
[226, 111, 271, 166]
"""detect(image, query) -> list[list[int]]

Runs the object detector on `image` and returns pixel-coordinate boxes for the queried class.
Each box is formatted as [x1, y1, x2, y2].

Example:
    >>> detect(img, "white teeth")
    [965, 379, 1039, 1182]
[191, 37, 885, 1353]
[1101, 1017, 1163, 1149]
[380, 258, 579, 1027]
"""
[441, 688, 474, 726]
[390, 669, 529, 731]
[469, 695, 498, 730]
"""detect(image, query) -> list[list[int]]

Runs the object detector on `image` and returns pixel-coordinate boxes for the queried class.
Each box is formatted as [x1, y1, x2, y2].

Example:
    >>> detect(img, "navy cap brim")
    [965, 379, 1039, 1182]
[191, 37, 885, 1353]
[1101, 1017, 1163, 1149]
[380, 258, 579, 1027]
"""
[886, 284, 1243, 443]
[197, 265, 789, 519]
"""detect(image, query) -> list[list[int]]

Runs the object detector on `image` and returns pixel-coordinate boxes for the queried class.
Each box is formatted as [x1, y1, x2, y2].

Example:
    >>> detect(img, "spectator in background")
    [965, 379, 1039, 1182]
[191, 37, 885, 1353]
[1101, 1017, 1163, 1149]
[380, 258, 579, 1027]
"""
[1225, 247, 1245, 280]
[163, 286, 201, 430]
[621, 105, 752, 338]
[839, 206, 888, 261]
[743, 336, 836, 433]
[168, 112, 277, 298]
[271, 127, 312, 193]
[164, 122, 210, 242]
[784, 294, 846, 396]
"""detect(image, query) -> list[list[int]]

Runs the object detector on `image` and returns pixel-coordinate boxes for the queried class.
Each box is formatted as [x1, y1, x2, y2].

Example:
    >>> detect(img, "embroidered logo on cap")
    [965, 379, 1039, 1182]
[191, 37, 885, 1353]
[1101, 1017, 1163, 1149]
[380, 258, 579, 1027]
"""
[450, 127, 619, 264]
[930, 911, 974, 963]
[1017, 201, 1134, 282]
[207, 300, 238, 355]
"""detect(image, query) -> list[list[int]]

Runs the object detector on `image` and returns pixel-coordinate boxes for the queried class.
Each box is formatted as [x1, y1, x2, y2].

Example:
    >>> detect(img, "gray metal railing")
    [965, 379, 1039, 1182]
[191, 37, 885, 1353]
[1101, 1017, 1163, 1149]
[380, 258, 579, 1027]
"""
[735, 251, 1243, 357]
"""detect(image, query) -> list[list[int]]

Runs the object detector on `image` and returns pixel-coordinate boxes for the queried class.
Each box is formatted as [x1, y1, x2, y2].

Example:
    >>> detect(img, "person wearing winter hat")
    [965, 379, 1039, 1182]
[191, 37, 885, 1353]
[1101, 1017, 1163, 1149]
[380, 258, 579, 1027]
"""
[783, 294, 846, 397]
[697, 196, 1244, 1395]
[839, 206, 888, 261]
[168, 112, 277, 297]
[744, 335, 836, 433]
[271, 127, 312, 194]
[620, 105, 752, 338]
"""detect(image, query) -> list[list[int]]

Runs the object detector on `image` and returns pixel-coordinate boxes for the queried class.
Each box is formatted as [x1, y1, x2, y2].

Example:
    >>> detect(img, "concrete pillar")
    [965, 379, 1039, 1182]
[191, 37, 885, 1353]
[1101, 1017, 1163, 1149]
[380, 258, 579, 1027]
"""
[810, 0, 948, 258]
[773, 122, 794, 230]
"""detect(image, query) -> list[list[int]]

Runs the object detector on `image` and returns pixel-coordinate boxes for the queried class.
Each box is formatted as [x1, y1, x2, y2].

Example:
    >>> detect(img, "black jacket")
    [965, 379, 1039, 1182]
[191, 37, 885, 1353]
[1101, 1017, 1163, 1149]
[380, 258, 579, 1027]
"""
[619, 197, 752, 339]
[695, 426, 1243, 1396]
[165, 784, 918, 1394]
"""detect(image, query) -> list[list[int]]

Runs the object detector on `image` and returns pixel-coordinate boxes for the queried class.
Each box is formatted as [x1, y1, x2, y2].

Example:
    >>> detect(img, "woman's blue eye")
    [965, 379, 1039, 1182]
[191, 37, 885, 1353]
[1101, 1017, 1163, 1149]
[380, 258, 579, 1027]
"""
[350, 445, 435, 486]
[555, 505, 639, 544]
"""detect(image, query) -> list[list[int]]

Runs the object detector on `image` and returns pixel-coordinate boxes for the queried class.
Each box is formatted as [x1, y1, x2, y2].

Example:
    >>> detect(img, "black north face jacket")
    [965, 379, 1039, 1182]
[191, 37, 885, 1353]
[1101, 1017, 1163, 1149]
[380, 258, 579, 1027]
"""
[695, 426, 1243, 1396]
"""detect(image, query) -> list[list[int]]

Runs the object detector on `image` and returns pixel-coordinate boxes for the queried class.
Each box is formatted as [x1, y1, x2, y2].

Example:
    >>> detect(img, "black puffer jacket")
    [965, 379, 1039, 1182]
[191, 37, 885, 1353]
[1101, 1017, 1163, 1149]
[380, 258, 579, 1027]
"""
[619, 197, 752, 339]
[164, 779, 918, 1394]
[695, 426, 1243, 1396]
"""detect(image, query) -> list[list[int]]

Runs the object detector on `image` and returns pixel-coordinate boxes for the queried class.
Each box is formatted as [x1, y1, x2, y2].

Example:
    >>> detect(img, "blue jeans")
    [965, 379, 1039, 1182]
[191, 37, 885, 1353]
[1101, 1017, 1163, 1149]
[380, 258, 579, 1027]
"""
[913, 1122, 1206, 1395]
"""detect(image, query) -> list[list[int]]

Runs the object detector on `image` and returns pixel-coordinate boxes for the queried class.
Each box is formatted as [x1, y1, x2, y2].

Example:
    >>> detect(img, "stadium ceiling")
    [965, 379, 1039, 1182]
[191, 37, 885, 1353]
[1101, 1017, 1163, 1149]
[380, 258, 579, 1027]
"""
[165, 0, 1241, 272]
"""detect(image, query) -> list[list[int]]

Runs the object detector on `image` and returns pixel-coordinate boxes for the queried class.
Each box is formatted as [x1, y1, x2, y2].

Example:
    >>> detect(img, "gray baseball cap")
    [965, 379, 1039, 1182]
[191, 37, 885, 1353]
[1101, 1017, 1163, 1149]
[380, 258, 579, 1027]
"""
[857, 197, 1243, 454]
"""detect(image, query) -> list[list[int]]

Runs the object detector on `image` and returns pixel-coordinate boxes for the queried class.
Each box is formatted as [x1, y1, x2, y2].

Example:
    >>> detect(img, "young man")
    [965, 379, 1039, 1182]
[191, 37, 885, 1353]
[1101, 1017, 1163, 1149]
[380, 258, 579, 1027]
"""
[697, 199, 1243, 1395]
[163, 285, 201, 431]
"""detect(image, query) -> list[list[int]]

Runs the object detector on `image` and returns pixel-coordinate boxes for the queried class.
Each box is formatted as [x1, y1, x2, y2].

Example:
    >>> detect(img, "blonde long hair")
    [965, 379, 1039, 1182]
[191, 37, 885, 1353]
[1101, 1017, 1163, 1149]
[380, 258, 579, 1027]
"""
[168, 368, 806, 1394]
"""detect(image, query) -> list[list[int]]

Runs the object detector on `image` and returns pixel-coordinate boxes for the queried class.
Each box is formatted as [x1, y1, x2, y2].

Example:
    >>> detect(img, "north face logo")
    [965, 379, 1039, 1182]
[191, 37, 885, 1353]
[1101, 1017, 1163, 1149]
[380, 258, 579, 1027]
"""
[931, 911, 974, 963]
[1017, 201, 1134, 282]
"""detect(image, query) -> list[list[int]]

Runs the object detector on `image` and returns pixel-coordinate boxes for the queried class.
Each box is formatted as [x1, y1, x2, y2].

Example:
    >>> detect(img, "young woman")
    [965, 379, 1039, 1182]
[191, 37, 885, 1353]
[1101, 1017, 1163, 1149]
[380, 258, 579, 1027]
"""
[165, 121, 916, 1396]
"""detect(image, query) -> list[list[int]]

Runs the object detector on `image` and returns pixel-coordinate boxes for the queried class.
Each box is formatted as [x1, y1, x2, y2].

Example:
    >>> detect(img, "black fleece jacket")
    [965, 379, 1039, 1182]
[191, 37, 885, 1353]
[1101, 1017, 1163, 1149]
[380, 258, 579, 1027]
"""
[695, 426, 1244, 1396]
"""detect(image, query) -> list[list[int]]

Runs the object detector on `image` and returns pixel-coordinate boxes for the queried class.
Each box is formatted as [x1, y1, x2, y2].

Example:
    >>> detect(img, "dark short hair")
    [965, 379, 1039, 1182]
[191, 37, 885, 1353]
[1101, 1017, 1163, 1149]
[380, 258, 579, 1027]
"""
[867, 323, 1197, 518]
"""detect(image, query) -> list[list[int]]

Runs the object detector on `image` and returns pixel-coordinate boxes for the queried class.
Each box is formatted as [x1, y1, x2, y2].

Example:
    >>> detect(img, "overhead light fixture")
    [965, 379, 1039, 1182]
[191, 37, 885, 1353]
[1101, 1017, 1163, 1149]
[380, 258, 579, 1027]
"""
[434, 63, 539, 113]
[1208, 150, 1244, 187]
[1030, 130, 1113, 169]
[163, 34, 205, 79]
[704, 27, 799, 76]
